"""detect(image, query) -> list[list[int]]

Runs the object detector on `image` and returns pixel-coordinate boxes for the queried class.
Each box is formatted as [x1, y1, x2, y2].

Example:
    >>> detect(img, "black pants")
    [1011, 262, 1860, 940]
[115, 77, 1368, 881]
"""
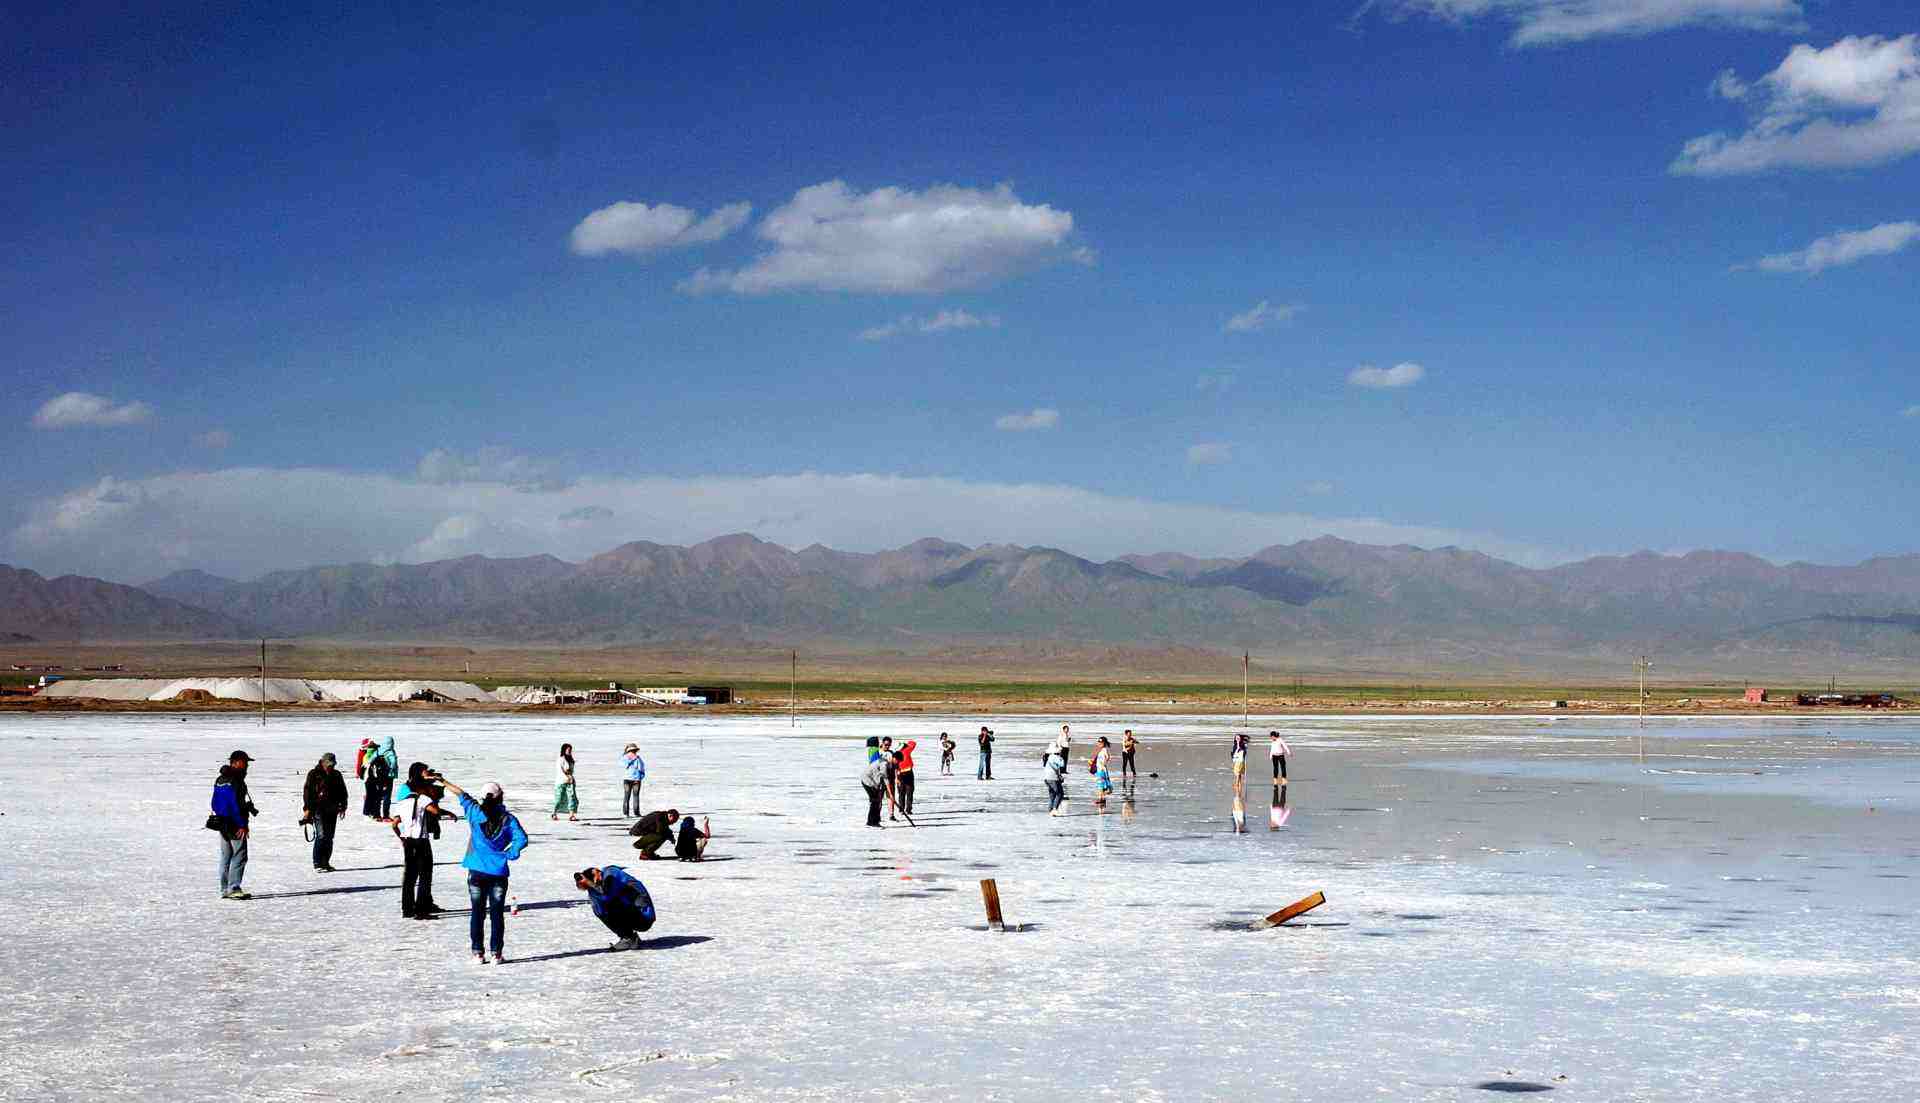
[1272, 755, 1287, 780]
[1121, 750, 1136, 777]
[864, 783, 883, 826]
[311, 812, 338, 869]
[597, 902, 656, 940]
[897, 771, 915, 815]
[401, 837, 434, 915]
[365, 778, 391, 818]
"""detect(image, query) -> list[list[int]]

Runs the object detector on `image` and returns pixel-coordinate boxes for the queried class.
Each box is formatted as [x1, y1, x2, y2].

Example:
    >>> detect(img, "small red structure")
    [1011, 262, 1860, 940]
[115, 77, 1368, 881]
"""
[1744, 687, 1768, 704]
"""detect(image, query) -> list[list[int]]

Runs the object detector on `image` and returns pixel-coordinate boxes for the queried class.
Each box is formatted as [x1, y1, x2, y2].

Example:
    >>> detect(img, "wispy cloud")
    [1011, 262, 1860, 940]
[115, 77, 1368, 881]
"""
[1305, 480, 1336, 496]
[1186, 442, 1233, 466]
[994, 408, 1060, 432]
[1674, 34, 1920, 175]
[858, 309, 1001, 341]
[192, 429, 233, 450]
[1741, 220, 1920, 273]
[1904, 405, 1920, 418]
[569, 199, 751, 256]
[679, 181, 1076, 295]
[31, 392, 153, 429]
[7, 466, 1566, 582]
[1348, 362, 1426, 389]
[415, 447, 572, 492]
[1196, 371, 1238, 394]
[1366, 0, 1803, 47]
[1223, 299, 1303, 333]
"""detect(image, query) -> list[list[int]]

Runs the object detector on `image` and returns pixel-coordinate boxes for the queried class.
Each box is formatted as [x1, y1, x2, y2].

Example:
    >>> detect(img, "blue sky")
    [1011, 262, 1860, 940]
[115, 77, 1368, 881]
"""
[5, 0, 1918, 582]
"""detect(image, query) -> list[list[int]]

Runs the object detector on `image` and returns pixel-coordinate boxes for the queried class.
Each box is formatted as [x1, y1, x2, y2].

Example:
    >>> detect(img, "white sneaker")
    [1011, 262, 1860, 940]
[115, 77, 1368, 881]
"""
[490, 952, 507, 965]
[612, 936, 640, 951]
[472, 952, 487, 965]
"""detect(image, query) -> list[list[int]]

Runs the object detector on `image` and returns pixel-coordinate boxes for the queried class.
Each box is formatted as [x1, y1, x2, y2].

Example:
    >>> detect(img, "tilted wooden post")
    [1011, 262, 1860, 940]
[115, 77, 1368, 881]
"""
[979, 878, 1005, 932]
[1250, 890, 1326, 930]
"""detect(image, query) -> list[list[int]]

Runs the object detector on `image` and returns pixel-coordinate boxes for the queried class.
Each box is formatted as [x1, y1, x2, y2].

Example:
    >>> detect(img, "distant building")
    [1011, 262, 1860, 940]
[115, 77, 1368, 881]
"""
[1744, 688, 1768, 704]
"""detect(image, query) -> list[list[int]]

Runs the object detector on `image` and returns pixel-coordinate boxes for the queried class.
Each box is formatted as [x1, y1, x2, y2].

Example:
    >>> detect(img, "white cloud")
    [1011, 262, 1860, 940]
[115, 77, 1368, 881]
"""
[858, 309, 1001, 341]
[1369, 0, 1802, 46]
[1196, 371, 1238, 394]
[1348, 362, 1426, 389]
[1904, 405, 1920, 418]
[1742, 220, 1920, 273]
[1673, 34, 1920, 175]
[6, 465, 1565, 583]
[1186, 442, 1234, 466]
[192, 429, 233, 450]
[31, 392, 153, 429]
[679, 180, 1076, 295]
[569, 200, 750, 257]
[1223, 299, 1303, 333]
[994, 408, 1060, 432]
[415, 447, 570, 492]
[1305, 480, 1336, 496]
[558, 505, 614, 524]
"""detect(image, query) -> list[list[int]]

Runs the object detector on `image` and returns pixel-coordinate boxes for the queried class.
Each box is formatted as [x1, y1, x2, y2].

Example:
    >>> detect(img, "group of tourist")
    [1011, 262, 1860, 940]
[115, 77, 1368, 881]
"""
[206, 737, 710, 964]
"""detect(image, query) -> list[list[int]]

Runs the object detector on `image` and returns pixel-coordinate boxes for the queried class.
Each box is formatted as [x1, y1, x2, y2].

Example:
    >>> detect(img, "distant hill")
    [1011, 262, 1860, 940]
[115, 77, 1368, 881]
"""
[0, 565, 245, 641]
[25, 533, 1920, 668]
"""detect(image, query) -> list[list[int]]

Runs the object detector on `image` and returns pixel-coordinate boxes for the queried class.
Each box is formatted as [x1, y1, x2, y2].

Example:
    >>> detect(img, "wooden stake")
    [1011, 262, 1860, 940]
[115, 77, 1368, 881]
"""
[1250, 890, 1326, 930]
[979, 878, 1005, 932]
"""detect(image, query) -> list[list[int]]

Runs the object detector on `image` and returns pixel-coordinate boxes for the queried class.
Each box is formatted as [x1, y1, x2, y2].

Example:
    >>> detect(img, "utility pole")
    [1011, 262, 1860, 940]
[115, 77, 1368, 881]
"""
[260, 638, 268, 728]
[1634, 654, 1653, 763]
[1243, 651, 1250, 729]
[790, 649, 797, 728]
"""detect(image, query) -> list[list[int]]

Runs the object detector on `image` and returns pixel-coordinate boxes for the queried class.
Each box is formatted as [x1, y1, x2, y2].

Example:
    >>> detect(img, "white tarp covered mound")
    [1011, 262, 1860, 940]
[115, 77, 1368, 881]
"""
[491, 684, 562, 704]
[39, 678, 494, 703]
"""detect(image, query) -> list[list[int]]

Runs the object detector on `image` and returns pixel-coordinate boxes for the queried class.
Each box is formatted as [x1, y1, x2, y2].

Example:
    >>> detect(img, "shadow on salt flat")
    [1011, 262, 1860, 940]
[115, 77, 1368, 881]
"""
[505, 935, 714, 964]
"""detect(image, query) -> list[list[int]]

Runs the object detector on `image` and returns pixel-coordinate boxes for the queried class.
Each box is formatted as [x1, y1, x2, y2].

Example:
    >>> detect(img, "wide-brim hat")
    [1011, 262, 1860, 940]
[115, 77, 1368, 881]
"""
[623, 743, 639, 753]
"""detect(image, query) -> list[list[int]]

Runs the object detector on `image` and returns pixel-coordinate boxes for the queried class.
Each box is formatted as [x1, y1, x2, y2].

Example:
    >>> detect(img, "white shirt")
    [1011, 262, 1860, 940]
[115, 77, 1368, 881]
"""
[1270, 736, 1290, 757]
[395, 791, 435, 839]
[556, 755, 575, 784]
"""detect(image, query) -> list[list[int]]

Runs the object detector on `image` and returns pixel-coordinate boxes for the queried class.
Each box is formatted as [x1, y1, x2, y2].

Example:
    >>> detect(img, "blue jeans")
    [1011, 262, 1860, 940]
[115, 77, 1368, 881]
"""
[1045, 778, 1064, 811]
[977, 750, 991, 779]
[311, 813, 337, 869]
[218, 834, 248, 895]
[468, 872, 508, 954]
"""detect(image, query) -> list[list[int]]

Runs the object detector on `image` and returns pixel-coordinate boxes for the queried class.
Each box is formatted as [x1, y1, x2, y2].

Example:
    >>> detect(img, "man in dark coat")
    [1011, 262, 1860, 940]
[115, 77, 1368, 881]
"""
[302, 752, 350, 872]
[628, 808, 681, 859]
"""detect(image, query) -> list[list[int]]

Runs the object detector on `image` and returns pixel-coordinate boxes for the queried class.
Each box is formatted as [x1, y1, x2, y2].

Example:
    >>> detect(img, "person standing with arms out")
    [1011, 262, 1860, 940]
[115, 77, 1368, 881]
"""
[367, 737, 398, 820]
[939, 732, 956, 776]
[574, 866, 657, 951]
[862, 750, 887, 826]
[895, 737, 918, 817]
[210, 750, 258, 900]
[437, 774, 528, 965]
[1042, 743, 1066, 816]
[552, 743, 579, 822]
[621, 742, 646, 817]
[302, 752, 348, 873]
[1121, 729, 1140, 780]
[976, 726, 995, 780]
[388, 763, 452, 920]
[1268, 730, 1291, 782]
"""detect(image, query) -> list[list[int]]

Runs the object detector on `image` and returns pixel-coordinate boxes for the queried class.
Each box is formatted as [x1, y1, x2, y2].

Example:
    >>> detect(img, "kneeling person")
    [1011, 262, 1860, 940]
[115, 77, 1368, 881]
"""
[576, 866, 656, 950]
[628, 808, 680, 858]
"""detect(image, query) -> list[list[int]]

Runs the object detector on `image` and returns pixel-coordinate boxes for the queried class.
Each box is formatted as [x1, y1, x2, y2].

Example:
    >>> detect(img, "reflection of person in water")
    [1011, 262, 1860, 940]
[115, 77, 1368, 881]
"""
[1269, 781, 1292, 829]
[1231, 777, 1247, 833]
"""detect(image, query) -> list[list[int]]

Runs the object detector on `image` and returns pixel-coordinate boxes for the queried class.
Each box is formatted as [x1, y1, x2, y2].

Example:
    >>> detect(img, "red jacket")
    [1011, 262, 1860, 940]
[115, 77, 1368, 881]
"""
[897, 740, 916, 773]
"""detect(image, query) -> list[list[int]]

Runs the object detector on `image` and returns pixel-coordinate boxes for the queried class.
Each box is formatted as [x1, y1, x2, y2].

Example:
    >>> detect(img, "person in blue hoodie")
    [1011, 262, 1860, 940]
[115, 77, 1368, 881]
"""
[574, 865, 657, 950]
[438, 774, 529, 964]
[209, 750, 258, 899]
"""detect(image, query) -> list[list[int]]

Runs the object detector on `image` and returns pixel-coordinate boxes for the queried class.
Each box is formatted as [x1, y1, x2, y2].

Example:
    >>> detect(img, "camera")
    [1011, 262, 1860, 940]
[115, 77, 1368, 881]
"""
[297, 812, 315, 826]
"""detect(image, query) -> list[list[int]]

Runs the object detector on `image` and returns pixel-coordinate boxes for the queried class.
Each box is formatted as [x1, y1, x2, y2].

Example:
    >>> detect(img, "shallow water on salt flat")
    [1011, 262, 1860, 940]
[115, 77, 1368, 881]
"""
[0, 712, 1914, 1102]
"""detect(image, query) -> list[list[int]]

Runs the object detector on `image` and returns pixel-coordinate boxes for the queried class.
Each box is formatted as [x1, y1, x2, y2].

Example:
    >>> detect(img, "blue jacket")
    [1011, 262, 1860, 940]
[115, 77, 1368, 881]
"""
[211, 767, 250, 831]
[623, 752, 646, 782]
[589, 865, 654, 921]
[456, 792, 528, 876]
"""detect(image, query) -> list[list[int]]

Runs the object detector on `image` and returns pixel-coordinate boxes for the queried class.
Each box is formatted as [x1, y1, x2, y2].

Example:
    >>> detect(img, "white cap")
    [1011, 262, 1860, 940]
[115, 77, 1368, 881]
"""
[483, 782, 504, 799]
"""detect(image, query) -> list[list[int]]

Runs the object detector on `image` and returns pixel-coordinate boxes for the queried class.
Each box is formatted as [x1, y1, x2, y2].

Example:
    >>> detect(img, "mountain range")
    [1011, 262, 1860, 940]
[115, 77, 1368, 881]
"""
[6, 534, 1920, 670]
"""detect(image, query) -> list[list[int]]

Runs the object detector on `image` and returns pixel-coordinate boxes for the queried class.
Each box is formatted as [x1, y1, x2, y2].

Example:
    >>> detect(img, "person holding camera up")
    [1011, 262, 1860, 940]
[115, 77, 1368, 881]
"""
[302, 752, 349, 873]
[386, 763, 456, 919]
[976, 725, 995, 780]
[435, 773, 528, 964]
[209, 749, 258, 900]
[574, 866, 657, 950]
